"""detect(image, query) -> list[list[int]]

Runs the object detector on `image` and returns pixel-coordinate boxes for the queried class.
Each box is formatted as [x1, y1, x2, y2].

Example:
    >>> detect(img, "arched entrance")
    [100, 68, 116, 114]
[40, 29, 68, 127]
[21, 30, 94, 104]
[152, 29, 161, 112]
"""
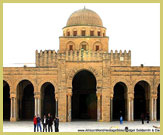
[41, 82, 56, 118]
[3, 80, 10, 120]
[16, 80, 34, 120]
[134, 81, 150, 120]
[113, 82, 127, 121]
[157, 84, 160, 120]
[72, 70, 97, 120]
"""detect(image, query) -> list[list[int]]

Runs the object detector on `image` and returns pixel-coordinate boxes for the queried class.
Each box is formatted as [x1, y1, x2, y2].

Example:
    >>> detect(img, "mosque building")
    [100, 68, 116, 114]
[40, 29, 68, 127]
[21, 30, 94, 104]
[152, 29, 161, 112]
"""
[3, 8, 160, 122]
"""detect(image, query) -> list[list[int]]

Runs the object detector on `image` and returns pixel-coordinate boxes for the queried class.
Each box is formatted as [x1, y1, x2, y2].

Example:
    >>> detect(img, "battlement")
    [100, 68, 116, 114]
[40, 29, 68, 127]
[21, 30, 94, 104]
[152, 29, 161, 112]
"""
[109, 50, 131, 66]
[36, 50, 58, 67]
[36, 49, 131, 67]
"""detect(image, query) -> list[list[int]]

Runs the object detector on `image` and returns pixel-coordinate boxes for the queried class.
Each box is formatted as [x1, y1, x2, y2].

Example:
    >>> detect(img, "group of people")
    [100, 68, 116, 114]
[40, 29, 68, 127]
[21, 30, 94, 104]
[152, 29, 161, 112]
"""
[141, 112, 150, 124]
[33, 113, 59, 132]
[119, 111, 150, 125]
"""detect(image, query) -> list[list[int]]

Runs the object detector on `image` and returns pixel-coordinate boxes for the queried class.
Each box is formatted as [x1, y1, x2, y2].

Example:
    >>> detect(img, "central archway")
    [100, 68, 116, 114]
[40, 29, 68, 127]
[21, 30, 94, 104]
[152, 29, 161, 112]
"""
[72, 70, 97, 121]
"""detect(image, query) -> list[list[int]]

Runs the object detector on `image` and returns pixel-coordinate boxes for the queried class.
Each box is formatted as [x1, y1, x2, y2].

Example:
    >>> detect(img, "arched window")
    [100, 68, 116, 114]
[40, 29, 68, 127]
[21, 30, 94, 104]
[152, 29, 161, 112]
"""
[90, 30, 94, 36]
[73, 31, 77, 36]
[80, 41, 88, 50]
[69, 45, 73, 51]
[95, 45, 99, 51]
[97, 31, 101, 36]
[82, 44, 86, 50]
[93, 41, 102, 51]
[66, 41, 75, 51]
[67, 31, 70, 36]
[81, 30, 86, 36]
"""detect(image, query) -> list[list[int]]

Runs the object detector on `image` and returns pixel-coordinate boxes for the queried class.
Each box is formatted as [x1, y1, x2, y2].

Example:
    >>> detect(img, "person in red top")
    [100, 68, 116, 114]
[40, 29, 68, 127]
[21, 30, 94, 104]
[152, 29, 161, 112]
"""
[33, 115, 37, 132]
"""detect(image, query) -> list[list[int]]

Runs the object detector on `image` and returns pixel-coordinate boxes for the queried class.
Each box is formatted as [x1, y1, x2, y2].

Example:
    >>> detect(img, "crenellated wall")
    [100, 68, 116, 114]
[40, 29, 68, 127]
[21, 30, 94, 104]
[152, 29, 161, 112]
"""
[36, 49, 131, 67]
[36, 50, 58, 67]
[110, 50, 131, 66]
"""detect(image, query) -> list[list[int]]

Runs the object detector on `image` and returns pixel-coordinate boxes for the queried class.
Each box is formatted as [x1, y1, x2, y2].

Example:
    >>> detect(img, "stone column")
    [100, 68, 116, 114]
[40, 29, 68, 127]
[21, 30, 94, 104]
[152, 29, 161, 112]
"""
[128, 98, 130, 121]
[128, 93, 134, 121]
[38, 97, 41, 117]
[131, 99, 134, 121]
[35, 98, 37, 116]
[34, 92, 41, 117]
[110, 97, 113, 121]
[151, 94, 157, 121]
[14, 97, 16, 119]
[10, 92, 16, 122]
[55, 94, 58, 117]
[67, 93, 72, 122]
[154, 98, 157, 121]
[96, 91, 101, 121]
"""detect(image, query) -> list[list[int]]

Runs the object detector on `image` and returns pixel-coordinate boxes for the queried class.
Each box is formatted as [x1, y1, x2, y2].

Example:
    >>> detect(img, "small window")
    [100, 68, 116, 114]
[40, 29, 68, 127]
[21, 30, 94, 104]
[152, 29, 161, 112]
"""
[103, 32, 105, 37]
[98, 31, 101, 36]
[96, 46, 99, 51]
[69, 45, 73, 51]
[90, 31, 94, 36]
[81, 30, 86, 36]
[82, 45, 86, 50]
[73, 31, 77, 36]
[67, 31, 70, 36]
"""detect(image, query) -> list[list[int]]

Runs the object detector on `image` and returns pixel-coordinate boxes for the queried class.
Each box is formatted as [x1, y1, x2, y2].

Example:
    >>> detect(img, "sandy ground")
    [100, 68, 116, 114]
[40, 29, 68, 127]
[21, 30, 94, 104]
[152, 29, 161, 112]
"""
[3, 121, 160, 132]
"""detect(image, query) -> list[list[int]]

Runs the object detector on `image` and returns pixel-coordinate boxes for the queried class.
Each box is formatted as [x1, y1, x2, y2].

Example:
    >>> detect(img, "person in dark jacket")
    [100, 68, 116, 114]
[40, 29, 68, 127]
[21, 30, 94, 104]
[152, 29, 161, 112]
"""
[141, 113, 144, 124]
[54, 117, 59, 132]
[146, 112, 150, 123]
[37, 114, 42, 132]
[33, 115, 37, 132]
[47, 113, 53, 132]
[42, 115, 47, 132]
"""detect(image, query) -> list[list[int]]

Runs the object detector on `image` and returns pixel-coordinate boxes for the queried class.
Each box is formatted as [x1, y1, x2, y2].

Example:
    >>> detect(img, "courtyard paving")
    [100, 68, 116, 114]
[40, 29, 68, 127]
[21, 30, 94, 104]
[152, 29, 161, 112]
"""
[3, 121, 160, 132]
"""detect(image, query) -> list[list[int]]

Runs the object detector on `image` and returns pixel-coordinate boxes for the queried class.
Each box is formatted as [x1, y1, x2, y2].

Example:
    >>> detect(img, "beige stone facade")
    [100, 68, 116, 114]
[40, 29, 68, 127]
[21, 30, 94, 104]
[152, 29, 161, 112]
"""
[3, 8, 160, 122]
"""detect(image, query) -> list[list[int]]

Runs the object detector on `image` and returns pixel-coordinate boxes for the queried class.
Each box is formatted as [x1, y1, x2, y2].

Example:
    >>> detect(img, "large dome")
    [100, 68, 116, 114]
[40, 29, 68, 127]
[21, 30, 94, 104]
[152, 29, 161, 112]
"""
[66, 8, 103, 27]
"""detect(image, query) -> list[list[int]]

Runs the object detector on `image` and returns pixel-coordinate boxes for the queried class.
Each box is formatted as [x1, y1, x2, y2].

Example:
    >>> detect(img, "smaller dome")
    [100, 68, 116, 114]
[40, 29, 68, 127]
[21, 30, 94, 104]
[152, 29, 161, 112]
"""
[66, 8, 103, 27]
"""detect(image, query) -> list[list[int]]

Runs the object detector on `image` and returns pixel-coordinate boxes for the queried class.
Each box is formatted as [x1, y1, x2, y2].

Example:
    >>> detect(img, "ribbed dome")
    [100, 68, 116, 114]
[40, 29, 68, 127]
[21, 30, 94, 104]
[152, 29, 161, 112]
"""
[66, 8, 103, 27]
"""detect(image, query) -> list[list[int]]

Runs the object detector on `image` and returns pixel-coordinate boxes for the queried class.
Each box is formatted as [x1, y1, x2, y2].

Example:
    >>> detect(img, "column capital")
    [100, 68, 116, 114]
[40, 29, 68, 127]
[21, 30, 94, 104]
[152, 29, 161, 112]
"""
[55, 93, 59, 101]
[128, 92, 134, 100]
[110, 92, 114, 99]
[67, 92, 72, 96]
[110, 96, 113, 100]
[96, 91, 101, 98]
[10, 91, 16, 98]
[151, 94, 157, 99]
[67, 87, 72, 96]
[34, 92, 40, 98]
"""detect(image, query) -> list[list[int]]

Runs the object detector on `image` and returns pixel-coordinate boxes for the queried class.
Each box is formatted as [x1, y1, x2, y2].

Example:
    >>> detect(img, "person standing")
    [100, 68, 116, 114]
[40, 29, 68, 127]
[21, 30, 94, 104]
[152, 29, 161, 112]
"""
[33, 115, 37, 132]
[47, 113, 53, 132]
[120, 115, 123, 124]
[54, 117, 59, 132]
[42, 115, 47, 132]
[37, 114, 42, 132]
[146, 112, 150, 123]
[141, 113, 144, 124]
